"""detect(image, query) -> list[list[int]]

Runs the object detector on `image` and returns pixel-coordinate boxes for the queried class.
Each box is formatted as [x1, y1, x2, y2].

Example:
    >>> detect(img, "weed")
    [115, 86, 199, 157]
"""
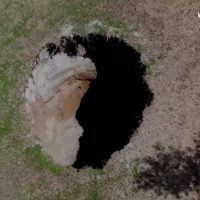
[88, 169, 103, 200]
[146, 58, 157, 76]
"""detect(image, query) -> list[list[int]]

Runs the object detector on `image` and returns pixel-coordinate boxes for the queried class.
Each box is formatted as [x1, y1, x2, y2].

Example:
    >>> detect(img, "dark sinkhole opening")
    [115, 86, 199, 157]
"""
[47, 34, 154, 169]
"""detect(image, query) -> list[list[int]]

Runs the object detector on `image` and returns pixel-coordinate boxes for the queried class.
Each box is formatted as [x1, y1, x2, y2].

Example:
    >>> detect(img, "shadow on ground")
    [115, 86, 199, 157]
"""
[137, 136, 200, 197]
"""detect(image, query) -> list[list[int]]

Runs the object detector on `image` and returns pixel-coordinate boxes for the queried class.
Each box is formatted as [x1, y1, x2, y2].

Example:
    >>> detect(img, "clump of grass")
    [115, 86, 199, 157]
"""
[169, 106, 175, 112]
[88, 169, 103, 200]
[47, 192, 69, 200]
[24, 144, 64, 175]
[106, 18, 136, 38]
[20, 184, 36, 200]
[89, 181, 101, 200]
[132, 161, 141, 184]
[145, 53, 167, 76]
[3, 36, 17, 47]
[84, 19, 135, 38]
[157, 52, 167, 60]
[0, 116, 13, 136]
[146, 58, 157, 76]
[0, 62, 17, 137]
[0, 68, 16, 100]
[92, 23, 107, 34]
[72, 183, 83, 199]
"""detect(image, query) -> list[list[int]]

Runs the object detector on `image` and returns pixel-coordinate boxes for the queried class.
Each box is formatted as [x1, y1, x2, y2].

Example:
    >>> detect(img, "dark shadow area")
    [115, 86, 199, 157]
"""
[138, 138, 200, 197]
[72, 34, 153, 169]
[45, 34, 153, 169]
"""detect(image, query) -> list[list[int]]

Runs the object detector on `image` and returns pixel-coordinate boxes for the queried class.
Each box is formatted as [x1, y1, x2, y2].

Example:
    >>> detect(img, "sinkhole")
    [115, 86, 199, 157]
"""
[25, 33, 153, 169]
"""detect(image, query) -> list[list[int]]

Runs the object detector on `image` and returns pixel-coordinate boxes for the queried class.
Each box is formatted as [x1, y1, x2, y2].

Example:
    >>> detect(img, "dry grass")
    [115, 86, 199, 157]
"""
[1, 0, 200, 199]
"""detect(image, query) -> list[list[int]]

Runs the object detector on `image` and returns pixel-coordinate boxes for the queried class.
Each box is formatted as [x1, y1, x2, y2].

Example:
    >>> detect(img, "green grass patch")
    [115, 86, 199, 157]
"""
[3, 37, 17, 47]
[24, 144, 64, 175]
[0, 116, 13, 136]
[0, 62, 18, 137]
[89, 181, 101, 200]
[0, 72, 16, 100]
[88, 169, 103, 200]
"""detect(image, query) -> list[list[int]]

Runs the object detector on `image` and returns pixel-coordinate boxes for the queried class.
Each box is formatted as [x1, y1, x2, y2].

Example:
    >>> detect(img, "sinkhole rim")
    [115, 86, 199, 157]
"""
[25, 33, 154, 170]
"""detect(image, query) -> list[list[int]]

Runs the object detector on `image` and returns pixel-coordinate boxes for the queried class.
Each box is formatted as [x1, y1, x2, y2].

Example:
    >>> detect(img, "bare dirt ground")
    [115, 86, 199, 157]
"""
[0, 0, 200, 199]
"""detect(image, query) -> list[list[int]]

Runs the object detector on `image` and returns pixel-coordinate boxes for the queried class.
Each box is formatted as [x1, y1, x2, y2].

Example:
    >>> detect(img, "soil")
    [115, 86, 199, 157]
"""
[1, 0, 200, 199]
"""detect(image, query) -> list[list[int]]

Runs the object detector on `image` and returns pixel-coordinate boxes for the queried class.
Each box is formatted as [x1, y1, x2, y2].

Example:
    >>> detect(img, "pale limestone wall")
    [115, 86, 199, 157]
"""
[25, 48, 96, 166]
